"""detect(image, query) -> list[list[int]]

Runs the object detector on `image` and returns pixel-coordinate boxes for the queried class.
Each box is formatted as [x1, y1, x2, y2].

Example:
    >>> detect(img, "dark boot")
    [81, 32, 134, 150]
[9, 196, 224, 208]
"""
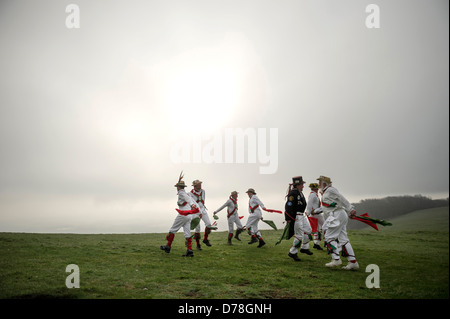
[313, 244, 324, 250]
[288, 252, 301, 261]
[203, 239, 212, 247]
[248, 236, 258, 244]
[182, 249, 194, 257]
[300, 248, 313, 255]
[160, 245, 171, 253]
[235, 229, 242, 241]
[257, 239, 266, 248]
[227, 233, 233, 245]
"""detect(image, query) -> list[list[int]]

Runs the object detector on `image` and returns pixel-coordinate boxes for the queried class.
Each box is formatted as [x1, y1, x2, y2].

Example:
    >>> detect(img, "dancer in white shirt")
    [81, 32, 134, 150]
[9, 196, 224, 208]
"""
[305, 183, 324, 251]
[160, 173, 198, 257]
[189, 180, 215, 250]
[213, 191, 244, 245]
[317, 175, 359, 270]
[245, 188, 266, 248]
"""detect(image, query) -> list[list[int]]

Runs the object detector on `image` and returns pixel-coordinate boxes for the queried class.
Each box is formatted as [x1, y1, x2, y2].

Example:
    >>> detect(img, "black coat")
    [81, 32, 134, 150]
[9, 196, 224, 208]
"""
[284, 188, 307, 239]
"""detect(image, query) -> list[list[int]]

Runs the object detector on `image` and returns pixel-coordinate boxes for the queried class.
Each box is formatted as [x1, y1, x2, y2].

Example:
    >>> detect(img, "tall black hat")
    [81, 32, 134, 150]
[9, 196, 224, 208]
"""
[292, 176, 305, 186]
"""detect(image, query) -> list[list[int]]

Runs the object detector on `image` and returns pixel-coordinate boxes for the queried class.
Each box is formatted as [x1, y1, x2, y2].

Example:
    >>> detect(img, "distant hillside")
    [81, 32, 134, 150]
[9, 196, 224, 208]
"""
[348, 195, 449, 230]
[380, 206, 449, 232]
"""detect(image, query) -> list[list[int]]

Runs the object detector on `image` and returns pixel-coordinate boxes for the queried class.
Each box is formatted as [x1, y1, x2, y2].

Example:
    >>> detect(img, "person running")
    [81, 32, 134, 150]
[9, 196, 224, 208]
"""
[285, 176, 313, 262]
[213, 191, 244, 245]
[160, 172, 198, 257]
[189, 180, 216, 249]
[245, 188, 266, 248]
[306, 183, 324, 251]
[317, 175, 359, 270]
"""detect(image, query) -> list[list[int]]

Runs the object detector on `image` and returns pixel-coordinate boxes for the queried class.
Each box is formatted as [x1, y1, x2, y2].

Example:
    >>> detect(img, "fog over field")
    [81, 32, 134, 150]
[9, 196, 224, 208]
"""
[0, 0, 448, 233]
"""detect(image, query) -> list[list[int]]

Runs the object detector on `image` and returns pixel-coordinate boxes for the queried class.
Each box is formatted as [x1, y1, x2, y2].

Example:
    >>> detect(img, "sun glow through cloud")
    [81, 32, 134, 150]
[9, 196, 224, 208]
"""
[164, 67, 239, 132]
[157, 33, 263, 135]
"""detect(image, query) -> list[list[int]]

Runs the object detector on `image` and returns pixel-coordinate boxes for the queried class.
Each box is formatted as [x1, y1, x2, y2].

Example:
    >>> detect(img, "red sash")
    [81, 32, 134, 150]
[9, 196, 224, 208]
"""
[176, 207, 199, 216]
[227, 197, 238, 217]
[249, 204, 259, 213]
[191, 190, 205, 205]
[308, 216, 319, 233]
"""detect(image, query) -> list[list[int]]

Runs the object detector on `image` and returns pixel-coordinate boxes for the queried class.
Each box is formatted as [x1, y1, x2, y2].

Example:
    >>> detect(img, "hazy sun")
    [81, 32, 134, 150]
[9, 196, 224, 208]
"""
[155, 33, 259, 136]
[163, 66, 240, 134]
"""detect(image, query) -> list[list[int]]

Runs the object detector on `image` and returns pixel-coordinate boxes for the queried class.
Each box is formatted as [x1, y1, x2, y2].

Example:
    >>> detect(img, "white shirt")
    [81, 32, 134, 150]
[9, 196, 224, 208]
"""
[248, 195, 265, 214]
[306, 191, 322, 216]
[189, 188, 206, 211]
[177, 189, 197, 211]
[321, 186, 354, 216]
[215, 197, 238, 217]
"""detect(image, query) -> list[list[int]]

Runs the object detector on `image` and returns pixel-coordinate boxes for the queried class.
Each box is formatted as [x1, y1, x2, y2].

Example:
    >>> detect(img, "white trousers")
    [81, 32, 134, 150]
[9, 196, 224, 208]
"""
[227, 212, 243, 233]
[169, 213, 192, 238]
[245, 211, 262, 238]
[323, 209, 356, 261]
[193, 208, 212, 233]
[290, 214, 312, 254]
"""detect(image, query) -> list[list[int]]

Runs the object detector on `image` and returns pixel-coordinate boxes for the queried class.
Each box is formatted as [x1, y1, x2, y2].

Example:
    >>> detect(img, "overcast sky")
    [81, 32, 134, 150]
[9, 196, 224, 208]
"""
[0, 0, 448, 233]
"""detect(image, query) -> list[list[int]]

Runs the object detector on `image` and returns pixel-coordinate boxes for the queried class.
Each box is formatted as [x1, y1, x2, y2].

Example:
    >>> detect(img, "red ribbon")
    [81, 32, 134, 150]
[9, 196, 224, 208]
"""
[264, 208, 283, 214]
[350, 213, 379, 231]
[176, 207, 200, 216]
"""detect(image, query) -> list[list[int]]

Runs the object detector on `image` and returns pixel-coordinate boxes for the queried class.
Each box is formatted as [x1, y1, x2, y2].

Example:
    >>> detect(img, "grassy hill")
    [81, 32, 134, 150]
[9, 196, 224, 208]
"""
[382, 206, 449, 232]
[0, 207, 448, 299]
[349, 195, 448, 229]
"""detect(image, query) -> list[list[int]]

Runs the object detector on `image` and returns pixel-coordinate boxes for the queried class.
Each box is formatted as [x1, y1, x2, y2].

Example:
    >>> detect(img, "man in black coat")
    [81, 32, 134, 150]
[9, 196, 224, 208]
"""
[285, 176, 313, 261]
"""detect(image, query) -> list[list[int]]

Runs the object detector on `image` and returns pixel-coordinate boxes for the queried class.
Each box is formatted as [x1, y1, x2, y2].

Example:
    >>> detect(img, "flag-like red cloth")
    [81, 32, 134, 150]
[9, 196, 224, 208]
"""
[351, 213, 379, 230]
[308, 216, 319, 233]
[264, 208, 283, 214]
[176, 207, 199, 216]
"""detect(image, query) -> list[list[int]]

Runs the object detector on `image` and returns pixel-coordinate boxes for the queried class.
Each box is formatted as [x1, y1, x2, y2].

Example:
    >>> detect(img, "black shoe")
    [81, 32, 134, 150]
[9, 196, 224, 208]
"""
[235, 229, 242, 241]
[257, 240, 266, 248]
[196, 244, 202, 250]
[203, 239, 212, 247]
[288, 252, 301, 261]
[300, 249, 313, 255]
[182, 249, 194, 257]
[160, 245, 171, 253]
[227, 240, 233, 245]
[248, 237, 258, 244]
[313, 244, 324, 250]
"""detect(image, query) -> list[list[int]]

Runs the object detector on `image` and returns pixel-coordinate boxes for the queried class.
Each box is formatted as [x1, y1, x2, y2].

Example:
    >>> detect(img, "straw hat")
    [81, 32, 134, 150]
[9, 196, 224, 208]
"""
[174, 180, 187, 188]
[174, 171, 187, 188]
[192, 180, 202, 186]
[316, 175, 332, 184]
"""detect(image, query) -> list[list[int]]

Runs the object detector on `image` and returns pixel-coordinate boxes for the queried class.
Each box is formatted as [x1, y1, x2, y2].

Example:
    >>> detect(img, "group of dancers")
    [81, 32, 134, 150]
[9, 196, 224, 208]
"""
[160, 173, 359, 270]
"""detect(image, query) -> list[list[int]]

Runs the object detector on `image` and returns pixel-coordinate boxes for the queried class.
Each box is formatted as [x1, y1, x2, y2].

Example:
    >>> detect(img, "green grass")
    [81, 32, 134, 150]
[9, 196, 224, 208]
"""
[0, 207, 448, 299]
